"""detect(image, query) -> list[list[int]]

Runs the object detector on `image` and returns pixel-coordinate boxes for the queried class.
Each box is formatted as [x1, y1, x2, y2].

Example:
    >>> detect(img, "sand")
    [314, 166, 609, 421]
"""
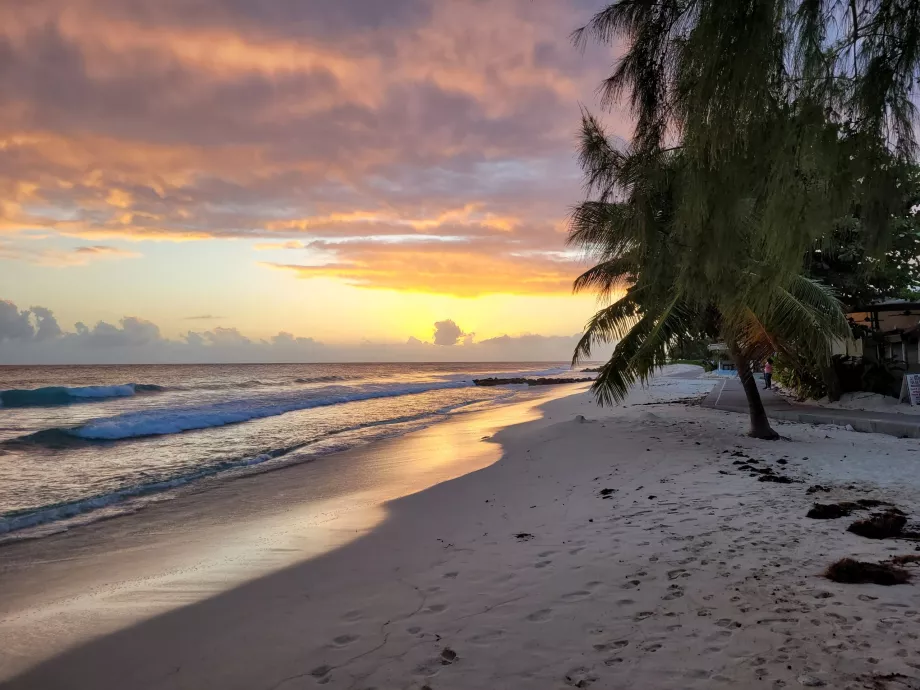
[4, 370, 920, 689]
[809, 391, 920, 416]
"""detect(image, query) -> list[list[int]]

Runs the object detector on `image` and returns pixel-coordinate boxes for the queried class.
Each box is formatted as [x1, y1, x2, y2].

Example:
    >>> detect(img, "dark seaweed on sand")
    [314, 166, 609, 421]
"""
[758, 475, 795, 484]
[824, 558, 911, 585]
[807, 502, 861, 519]
[847, 510, 907, 539]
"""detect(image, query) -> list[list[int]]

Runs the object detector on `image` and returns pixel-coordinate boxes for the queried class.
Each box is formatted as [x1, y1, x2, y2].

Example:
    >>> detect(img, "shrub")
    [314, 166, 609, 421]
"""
[772, 353, 826, 400]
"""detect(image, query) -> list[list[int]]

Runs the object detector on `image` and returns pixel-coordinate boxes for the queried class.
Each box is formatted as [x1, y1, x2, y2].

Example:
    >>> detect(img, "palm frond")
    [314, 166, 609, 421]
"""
[589, 292, 693, 405]
[589, 312, 655, 406]
[572, 288, 643, 365]
[733, 275, 847, 365]
[567, 201, 635, 258]
[572, 256, 637, 300]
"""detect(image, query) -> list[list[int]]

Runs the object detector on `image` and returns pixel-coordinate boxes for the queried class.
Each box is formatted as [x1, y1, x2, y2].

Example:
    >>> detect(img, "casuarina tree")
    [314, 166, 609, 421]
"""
[569, 0, 920, 438]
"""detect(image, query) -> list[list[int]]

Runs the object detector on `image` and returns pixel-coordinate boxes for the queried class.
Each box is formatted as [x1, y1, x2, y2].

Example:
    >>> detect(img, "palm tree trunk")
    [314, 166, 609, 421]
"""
[731, 351, 779, 440]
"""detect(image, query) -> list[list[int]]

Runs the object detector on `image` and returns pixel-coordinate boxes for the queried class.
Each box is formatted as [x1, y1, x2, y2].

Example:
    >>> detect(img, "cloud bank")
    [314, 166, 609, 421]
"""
[0, 299, 609, 364]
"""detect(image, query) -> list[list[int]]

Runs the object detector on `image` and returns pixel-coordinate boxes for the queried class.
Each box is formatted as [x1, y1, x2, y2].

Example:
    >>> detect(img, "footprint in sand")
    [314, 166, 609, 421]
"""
[715, 619, 742, 629]
[468, 629, 505, 645]
[342, 610, 363, 622]
[667, 569, 689, 580]
[622, 580, 642, 589]
[534, 560, 552, 568]
[310, 665, 331, 680]
[411, 659, 442, 677]
[443, 572, 459, 579]
[707, 630, 733, 640]
[604, 657, 624, 666]
[564, 667, 598, 688]
[331, 634, 359, 647]
[561, 590, 592, 602]
[633, 611, 655, 621]
[425, 603, 448, 613]
[538, 550, 557, 558]
[526, 609, 552, 622]
[643, 643, 662, 652]
[407, 626, 422, 634]
[663, 586, 684, 601]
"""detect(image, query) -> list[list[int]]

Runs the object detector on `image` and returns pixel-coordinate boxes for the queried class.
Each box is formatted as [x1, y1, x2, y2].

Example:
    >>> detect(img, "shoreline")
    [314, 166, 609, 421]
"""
[4, 371, 920, 689]
[0, 383, 587, 681]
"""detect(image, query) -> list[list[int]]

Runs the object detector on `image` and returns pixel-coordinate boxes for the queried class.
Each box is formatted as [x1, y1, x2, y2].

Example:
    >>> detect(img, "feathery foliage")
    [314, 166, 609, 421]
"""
[572, 0, 920, 277]
[569, 115, 849, 436]
[569, 0, 919, 437]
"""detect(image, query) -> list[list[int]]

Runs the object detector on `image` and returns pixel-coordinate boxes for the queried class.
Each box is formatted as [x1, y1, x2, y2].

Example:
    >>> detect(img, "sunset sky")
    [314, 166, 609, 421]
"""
[0, 0, 628, 362]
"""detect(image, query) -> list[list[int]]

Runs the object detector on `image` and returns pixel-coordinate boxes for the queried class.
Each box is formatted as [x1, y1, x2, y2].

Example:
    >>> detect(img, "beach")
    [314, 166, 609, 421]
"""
[3, 369, 920, 689]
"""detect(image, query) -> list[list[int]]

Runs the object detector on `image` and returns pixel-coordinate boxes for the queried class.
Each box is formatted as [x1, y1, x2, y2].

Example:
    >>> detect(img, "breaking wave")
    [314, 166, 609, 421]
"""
[0, 383, 165, 408]
[9, 380, 474, 443]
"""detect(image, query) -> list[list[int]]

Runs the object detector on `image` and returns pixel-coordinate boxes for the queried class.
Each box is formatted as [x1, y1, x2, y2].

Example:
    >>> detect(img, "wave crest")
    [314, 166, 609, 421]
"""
[0, 383, 165, 408]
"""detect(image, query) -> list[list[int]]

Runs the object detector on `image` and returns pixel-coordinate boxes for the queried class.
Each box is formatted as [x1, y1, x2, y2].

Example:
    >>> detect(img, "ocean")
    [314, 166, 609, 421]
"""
[0, 362, 576, 541]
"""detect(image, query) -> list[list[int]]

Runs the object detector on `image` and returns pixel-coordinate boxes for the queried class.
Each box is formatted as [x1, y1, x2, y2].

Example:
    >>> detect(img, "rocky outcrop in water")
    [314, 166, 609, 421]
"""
[472, 377, 593, 387]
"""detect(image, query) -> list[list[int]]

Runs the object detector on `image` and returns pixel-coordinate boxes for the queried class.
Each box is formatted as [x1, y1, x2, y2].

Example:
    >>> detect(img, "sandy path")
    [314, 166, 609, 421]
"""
[6, 376, 920, 689]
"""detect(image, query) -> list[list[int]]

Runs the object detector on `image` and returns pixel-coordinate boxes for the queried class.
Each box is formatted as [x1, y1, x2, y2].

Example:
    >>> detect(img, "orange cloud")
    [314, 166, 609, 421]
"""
[0, 0, 622, 294]
[262, 243, 580, 297]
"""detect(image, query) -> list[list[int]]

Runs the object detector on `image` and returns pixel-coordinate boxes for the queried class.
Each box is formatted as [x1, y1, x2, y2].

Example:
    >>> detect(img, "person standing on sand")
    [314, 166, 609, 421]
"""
[763, 358, 773, 390]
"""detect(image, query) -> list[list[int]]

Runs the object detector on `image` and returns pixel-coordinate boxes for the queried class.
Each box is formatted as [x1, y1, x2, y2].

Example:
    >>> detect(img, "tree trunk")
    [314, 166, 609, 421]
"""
[732, 351, 779, 440]
[821, 361, 842, 402]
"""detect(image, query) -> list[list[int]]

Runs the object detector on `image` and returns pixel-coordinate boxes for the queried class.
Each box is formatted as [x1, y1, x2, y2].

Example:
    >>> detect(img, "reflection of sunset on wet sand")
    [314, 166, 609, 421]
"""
[0, 385, 572, 678]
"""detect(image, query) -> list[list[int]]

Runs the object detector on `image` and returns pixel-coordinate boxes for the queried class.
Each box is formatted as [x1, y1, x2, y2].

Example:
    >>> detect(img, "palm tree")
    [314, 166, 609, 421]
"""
[569, 113, 849, 439]
[568, 1, 920, 437]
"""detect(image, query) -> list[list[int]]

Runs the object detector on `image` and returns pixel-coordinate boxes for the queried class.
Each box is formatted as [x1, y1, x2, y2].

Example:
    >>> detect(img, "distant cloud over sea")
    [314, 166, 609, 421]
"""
[0, 298, 607, 364]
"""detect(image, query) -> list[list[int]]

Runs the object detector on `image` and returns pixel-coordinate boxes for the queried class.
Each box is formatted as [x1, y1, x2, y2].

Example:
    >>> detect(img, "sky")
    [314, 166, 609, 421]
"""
[0, 0, 628, 364]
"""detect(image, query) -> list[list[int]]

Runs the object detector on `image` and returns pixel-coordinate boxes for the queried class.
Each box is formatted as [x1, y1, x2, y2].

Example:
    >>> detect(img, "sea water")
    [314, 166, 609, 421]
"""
[0, 362, 574, 540]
